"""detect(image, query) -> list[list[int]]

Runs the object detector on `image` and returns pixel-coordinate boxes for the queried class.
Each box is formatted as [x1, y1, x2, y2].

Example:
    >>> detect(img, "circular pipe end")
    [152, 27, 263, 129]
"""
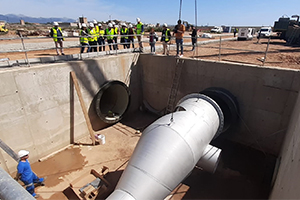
[200, 87, 239, 133]
[95, 81, 130, 124]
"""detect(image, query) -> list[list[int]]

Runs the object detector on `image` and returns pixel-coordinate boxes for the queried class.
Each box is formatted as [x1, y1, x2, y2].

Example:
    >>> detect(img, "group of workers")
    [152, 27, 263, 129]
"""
[50, 18, 192, 57]
[78, 17, 145, 53]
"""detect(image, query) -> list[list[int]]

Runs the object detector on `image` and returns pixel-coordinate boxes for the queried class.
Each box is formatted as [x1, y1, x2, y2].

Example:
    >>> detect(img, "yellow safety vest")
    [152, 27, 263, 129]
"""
[99, 29, 105, 37]
[52, 27, 64, 42]
[106, 28, 114, 40]
[165, 28, 170, 42]
[95, 26, 99, 37]
[114, 27, 118, 37]
[136, 22, 144, 35]
[88, 28, 97, 42]
[121, 28, 128, 39]
[80, 30, 88, 44]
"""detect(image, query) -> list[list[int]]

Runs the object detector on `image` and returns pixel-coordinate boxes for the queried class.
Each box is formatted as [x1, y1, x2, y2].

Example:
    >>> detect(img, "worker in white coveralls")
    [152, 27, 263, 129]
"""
[16, 150, 45, 198]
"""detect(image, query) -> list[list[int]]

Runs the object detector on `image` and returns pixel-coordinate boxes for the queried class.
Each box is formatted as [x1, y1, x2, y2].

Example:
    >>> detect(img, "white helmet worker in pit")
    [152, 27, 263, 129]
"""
[16, 150, 45, 198]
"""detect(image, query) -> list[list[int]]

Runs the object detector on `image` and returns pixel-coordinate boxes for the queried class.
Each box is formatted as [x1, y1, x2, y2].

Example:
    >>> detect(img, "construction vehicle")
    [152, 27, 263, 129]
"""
[237, 27, 254, 40]
[0, 24, 8, 34]
[273, 14, 300, 45]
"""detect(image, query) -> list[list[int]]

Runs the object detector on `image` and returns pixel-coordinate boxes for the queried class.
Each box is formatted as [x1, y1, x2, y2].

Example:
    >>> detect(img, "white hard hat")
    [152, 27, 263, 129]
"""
[128, 24, 133, 28]
[98, 23, 102, 27]
[112, 21, 116, 25]
[122, 23, 127, 27]
[93, 19, 97, 24]
[108, 23, 113, 28]
[163, 23, 167, 27]
[18, 150, 29, 158]
[82, 23, 87, 28]
[115, 25, 119, 28]
[53, 22, 59, 26]
[136, 18, 140, 22]
[89, 22, 94, 27]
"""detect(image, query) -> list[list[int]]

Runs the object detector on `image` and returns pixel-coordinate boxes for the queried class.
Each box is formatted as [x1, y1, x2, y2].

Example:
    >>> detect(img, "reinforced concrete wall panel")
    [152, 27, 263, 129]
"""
[0, 53, 139, 173]
[139, 54, 300, 155]
[270, 92, 300, 199]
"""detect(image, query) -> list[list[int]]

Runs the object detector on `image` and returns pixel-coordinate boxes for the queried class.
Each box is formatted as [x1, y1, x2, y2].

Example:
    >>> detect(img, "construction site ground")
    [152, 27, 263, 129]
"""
[1, 32, 300, 69]
[2, 32, 295, 199]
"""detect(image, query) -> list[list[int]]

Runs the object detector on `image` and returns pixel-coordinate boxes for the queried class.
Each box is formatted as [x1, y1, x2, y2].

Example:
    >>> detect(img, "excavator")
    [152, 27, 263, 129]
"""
[0, 24, 8, 34]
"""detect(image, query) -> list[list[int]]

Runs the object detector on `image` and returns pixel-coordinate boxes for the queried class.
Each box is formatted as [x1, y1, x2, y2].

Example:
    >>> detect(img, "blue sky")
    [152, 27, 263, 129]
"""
[1, 0, 299, 26]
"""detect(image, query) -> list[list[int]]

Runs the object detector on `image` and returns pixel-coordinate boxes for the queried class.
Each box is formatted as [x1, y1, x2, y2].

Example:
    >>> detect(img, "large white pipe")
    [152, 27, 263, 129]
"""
[107, 93, 225, 200]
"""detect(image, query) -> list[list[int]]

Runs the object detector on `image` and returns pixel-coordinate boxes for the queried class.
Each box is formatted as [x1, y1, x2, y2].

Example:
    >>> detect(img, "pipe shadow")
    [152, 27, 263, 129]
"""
[179, 139, 276, 199]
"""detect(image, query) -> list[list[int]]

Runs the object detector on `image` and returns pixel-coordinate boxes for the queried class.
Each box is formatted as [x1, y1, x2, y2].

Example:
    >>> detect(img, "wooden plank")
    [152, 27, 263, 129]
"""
[70, 71, 96, 145]
[0, 138, 19, 162]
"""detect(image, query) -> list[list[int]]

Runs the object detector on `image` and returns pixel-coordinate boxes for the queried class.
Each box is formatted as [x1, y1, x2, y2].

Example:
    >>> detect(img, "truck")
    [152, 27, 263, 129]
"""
[211, 26, 223, 33]
[273, 15, 300, 45]
[258, 26, 272, 38]
[237, 28, 254, 40]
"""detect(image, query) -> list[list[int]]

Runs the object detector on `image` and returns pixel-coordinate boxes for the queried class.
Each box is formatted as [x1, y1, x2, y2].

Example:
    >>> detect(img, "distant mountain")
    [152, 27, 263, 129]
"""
[0, 14, 76, 23]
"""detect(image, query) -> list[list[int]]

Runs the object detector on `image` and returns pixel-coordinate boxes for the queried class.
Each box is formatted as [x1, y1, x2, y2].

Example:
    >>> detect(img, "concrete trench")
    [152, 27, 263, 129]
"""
[0, 53, 299, 199]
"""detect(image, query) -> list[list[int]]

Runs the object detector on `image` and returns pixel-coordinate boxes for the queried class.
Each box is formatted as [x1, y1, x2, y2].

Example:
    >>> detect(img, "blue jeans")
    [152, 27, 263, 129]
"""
[98, 38, 105, 51]
[150, 43, 155, 52]
[81, 42, 90, 53]
[176, 38, 183, 55]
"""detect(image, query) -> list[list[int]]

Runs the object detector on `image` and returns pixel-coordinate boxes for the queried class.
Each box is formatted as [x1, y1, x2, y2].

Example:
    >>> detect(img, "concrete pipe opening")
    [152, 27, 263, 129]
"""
[95, 81, 130, 124]
[200, 87, 239, 133]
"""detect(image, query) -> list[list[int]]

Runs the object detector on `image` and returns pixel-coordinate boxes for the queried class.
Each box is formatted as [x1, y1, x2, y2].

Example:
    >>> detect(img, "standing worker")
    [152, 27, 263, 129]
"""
[93, 20, 100, 51]
[112, 22, 119, 50]
[88, 22, 97, 52]
[161, 23, 171, 55]
[173, 19, 185, 57]
[233, 28, 238, 37]
[79, 23, 91, 53]
[50, 22, 65, 55]
[106, 23, 115, 51]
[120, 23, 129, 49]
[16, 150, 45, 198]
[148, 28, 158, 53]
[190, 25, 197, 51]
[128, 24, 135, 49]
[98, 24, 106, 51]
[136, 18, 144, 52]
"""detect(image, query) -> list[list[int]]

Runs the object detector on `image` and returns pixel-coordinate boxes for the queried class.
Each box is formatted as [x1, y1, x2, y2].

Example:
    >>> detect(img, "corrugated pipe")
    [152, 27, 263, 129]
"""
[107, 88, 238, 200]
[95, 80, 130, 124]
[0, 167, 35, 200]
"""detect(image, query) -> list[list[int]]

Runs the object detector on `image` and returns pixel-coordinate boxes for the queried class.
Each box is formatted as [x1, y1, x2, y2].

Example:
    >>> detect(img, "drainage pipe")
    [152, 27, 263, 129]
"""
[0, 167, 35, 200]
[107, 90, 238, 200]
[95, 80, 130, 124]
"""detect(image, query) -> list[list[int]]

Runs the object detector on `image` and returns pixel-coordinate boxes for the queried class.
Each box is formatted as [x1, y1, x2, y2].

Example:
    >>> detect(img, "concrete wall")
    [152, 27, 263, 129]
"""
[0, 53, 140, 173]
[269, 91, 300, 199]
[138, 54, 300, 156]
